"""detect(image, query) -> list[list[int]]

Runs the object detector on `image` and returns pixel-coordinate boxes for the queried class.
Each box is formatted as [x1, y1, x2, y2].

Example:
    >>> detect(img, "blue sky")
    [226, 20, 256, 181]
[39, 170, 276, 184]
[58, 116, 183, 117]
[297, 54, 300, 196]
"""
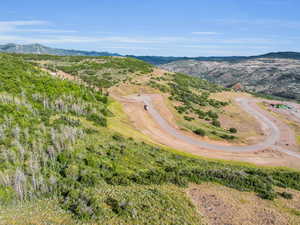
[1, 0, 300, 56]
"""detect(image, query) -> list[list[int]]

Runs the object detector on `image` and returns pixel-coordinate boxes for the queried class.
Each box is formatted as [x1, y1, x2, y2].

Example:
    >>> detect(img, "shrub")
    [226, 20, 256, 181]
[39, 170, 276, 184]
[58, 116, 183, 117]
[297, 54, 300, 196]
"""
[193, 128, 206, 136]
[278, 191, 293, 199]
[258, 190, 277, 200]
[0, 185, 15, 205]
[87, 113, 107, 127]
[212, 119, 221, 127]
[105, 197, 131, 215]
[112, 134, 125, 142]
[220, 134, 236, 140]
[229, 127, 237, 133]
[184, 116, 194, 121]
[61, 188, 102, 219]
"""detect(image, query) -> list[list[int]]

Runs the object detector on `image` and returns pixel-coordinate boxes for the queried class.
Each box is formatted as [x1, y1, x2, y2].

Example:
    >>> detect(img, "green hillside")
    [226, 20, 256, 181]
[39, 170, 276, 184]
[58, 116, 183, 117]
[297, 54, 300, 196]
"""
[19, 53, 153, 88]
[19, 54, 235, 141]
[0, 54, 300, 224]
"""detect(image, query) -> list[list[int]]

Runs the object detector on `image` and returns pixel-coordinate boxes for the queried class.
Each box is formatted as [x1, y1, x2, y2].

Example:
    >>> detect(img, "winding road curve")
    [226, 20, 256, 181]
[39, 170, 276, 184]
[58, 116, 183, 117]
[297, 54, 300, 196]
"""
[130, 95, 300, 159]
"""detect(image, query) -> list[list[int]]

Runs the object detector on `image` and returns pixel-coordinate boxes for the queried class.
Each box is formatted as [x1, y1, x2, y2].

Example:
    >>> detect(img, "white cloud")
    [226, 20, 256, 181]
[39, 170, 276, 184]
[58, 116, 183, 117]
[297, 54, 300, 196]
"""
[0, 20, 48, 32]
[210, 18, 300, 29]
[100, 46, 158, 50]
[191, 32, 220, 35]
[0, 20, 77, 34]
[0, 34, 188, 44]
[16, 29, 77, 33]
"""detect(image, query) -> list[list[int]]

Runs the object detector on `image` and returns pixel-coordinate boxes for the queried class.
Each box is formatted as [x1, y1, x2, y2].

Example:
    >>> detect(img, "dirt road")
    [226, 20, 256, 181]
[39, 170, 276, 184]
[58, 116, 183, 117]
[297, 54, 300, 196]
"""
[125, 94, 300, 160]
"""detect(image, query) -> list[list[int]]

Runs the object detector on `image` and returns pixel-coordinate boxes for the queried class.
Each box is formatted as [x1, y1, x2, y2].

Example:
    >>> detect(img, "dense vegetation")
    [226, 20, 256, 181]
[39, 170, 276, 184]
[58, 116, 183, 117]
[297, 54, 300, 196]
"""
[0, 54, 108, 202]
[0, 54, 300, 224]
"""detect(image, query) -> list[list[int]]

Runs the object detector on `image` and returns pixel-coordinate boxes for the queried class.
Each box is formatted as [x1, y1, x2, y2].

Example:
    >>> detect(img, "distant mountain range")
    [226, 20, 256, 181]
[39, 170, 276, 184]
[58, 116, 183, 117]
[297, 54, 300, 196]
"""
[0, 43, 120, 57]
[1, 43, 300, 65]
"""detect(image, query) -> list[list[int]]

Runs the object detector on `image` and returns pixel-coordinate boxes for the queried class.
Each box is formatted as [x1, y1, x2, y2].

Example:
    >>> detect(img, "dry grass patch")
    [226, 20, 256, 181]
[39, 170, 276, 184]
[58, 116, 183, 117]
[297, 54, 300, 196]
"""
[0, 199, 76, 225]
[211, 91, 265, 144]
[186, 183, 300, 225]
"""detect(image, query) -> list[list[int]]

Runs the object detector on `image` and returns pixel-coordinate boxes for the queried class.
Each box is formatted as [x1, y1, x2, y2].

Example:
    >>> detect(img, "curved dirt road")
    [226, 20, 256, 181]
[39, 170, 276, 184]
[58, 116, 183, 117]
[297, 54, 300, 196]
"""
[129, 94, 300, 159]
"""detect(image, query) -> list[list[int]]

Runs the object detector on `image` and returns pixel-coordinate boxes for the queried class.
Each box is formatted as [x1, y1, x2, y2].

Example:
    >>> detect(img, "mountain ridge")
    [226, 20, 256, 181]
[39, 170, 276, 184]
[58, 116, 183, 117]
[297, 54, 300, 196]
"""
[1, 43, 300, 64]
[0, 43, 120, 57]
[131, 51, 300, 65]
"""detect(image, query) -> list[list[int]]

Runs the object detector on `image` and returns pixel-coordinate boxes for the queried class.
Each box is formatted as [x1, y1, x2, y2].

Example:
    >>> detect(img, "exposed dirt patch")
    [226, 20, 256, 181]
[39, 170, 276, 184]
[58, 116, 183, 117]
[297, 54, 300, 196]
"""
[212, 92, 265, 144]
[186, 183, 300, 225]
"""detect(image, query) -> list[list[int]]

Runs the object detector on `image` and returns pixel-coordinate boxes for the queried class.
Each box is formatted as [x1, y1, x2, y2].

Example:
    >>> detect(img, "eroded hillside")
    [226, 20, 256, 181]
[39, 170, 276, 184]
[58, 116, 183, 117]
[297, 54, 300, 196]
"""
[161, 58, 300, 101]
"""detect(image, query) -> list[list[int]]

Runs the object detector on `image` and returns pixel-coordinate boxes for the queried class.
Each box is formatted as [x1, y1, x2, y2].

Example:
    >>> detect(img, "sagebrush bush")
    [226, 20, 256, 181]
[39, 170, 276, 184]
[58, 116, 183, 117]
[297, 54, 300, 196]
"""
[193, 128, 206, 136]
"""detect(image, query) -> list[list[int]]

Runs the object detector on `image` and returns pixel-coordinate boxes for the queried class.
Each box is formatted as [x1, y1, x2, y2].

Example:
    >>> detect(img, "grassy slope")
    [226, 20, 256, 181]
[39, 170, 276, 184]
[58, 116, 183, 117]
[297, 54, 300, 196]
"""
[0, 54, 300, 224]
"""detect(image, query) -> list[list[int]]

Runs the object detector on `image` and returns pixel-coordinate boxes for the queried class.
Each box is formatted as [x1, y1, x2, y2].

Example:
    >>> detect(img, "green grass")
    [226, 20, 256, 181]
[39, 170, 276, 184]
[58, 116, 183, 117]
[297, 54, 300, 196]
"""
[297, 136, 300, 146]
[0, 185, 203, 225]
[0, 198, 76, 225]
[89, 184, 203, 225]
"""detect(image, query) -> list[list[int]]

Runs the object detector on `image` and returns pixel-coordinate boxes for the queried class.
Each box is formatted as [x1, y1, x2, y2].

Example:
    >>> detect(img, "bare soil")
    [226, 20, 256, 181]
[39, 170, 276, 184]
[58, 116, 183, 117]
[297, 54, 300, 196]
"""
[186, 183, 300, 225]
